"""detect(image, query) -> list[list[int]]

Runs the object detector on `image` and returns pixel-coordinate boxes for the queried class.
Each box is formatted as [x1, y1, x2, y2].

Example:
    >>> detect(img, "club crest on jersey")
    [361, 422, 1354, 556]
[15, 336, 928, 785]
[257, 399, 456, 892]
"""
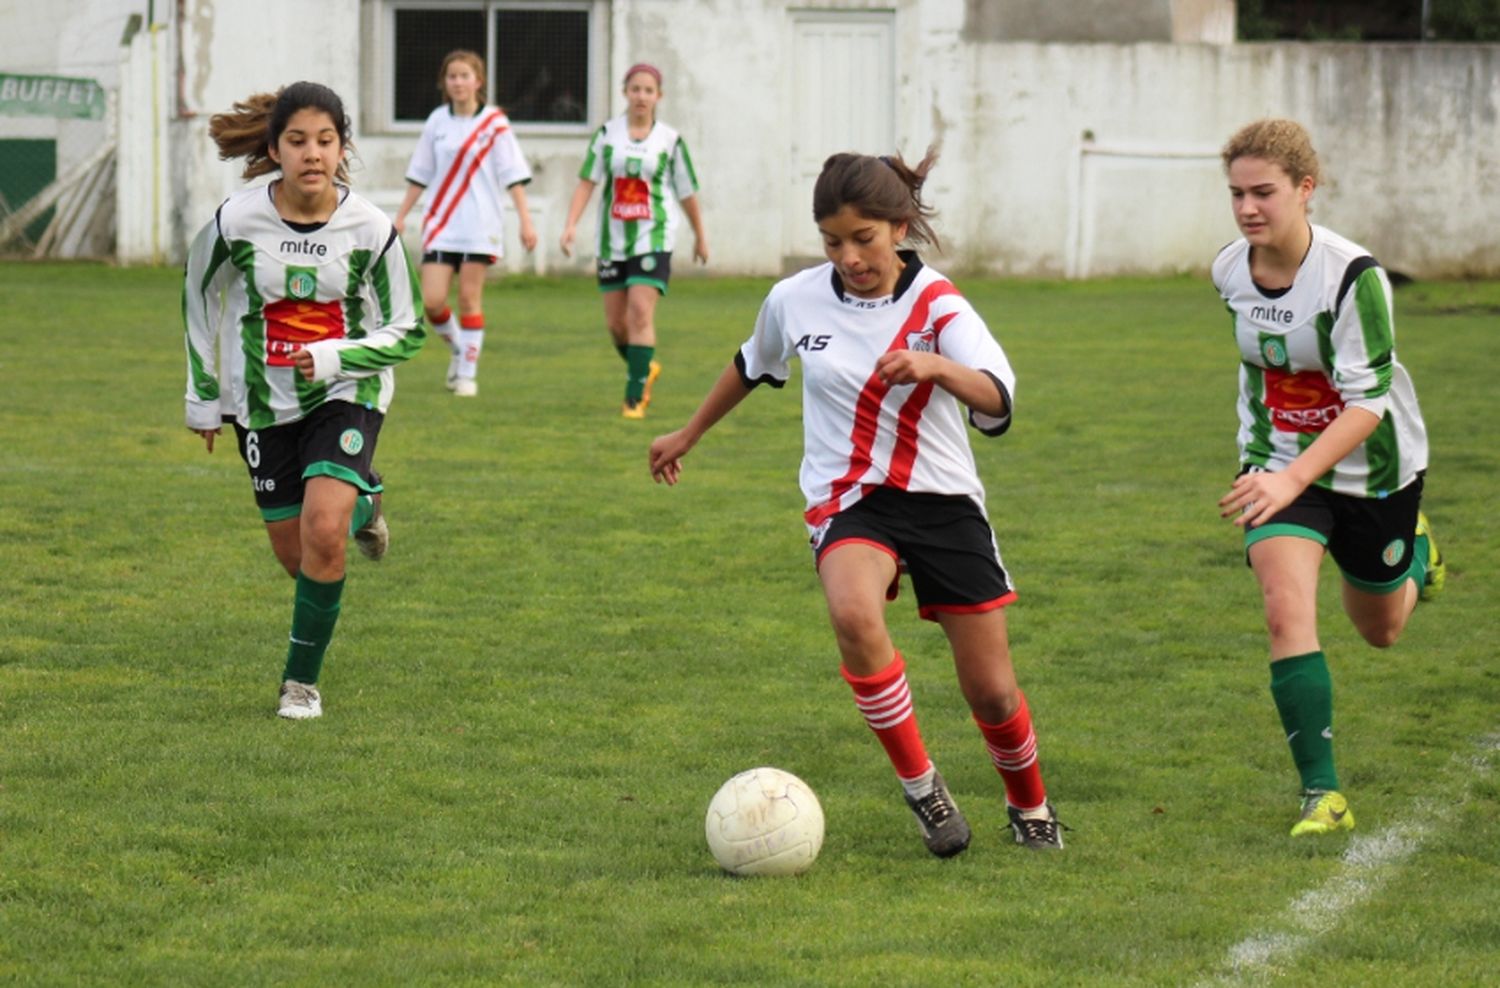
[1381, 538, 1406, 567]
[641, 254, 657, 272]
[809, 517, 833, 550]
[905, 329, 936, 353]
[286, 266, 319, 301]
[1260, 337, 1289, 368]
[339, 429, 364, 456]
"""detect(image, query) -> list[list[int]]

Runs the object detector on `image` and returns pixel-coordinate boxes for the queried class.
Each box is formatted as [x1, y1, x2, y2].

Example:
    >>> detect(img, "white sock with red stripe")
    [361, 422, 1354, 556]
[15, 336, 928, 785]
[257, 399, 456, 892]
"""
[841, 652, 934, 792]
[458, 313, 484, 381]
[430, 307, 459, 354]
[974, 692, 1048, 815]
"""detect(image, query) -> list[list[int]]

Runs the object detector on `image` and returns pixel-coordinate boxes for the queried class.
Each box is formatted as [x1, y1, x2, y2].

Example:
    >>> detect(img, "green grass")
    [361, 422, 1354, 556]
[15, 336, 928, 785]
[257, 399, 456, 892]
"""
[1, 264, 1496, 986]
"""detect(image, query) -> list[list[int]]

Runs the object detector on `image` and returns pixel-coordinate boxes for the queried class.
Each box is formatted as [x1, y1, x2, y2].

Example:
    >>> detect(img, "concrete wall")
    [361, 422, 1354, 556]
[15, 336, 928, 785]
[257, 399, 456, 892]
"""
[10, 0, 1500, 278]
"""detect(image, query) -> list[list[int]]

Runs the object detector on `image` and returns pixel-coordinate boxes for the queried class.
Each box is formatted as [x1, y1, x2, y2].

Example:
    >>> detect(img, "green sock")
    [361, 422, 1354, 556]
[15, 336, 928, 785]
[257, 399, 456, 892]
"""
[1269, 651, 1339, 792]
[348, 494, 374, 537]
[282, 572, 345, 685]
[625, 344, 655, 403]
[615, 342, 629, 362]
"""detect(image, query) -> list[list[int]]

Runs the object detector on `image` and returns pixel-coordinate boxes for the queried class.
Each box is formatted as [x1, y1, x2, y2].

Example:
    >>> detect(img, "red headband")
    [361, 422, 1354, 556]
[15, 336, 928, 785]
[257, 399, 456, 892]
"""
[623, 63, 662, 87]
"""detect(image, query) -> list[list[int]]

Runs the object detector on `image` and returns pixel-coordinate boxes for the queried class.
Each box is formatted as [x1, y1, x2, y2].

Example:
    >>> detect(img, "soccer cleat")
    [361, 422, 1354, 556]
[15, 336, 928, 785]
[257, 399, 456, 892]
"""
[353, 490, 388, 562]
[1007, 802, 1066, 850]
[903, 771, 971, 858]
[621, 398, 647, 420]
[1416, 512, 1445, 601]
[641, 359, 662, 409]
[453, 377, 478, 397]
[277, 679, 323, 720]
[1290, 789, 1355, 837]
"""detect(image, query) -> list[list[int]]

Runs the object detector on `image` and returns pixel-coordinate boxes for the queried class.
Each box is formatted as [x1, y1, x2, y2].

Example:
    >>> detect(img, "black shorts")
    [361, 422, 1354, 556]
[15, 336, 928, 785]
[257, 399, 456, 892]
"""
[811, 487, 1015, 621]
[422, 250, 496, 269]
[1242, 469, 1425, 593]
[597, 252, 671, 294]
[233, 402, 384, 522]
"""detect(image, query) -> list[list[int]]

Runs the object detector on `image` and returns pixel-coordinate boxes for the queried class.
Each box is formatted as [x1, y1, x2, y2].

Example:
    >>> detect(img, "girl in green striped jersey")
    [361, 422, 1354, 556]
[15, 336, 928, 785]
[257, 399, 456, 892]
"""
[184, 82, 425, 720]
[559, 63, 709, 419]
[1211, 119, 1443, 837]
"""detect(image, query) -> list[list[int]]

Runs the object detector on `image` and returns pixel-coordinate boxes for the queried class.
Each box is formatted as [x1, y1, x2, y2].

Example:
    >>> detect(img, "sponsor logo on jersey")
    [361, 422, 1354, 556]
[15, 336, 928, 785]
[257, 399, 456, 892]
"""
[1264, 368, 1344, 433]
[1260, 337, 1289, 367]
[840, 295, 893, 309]
[794, 334, 831, 352]
[263, 298, 346, 367]
[281, 240, 328, 259]
[1251, 304, 1295, 325]
[1381, 538, 1406, 567]
[598, 261, 620, 280]
[286, 266, 319, 301]
[905, 329, 936, 353]
[339, 429, 364, 456]
[611, 159, 653, 221]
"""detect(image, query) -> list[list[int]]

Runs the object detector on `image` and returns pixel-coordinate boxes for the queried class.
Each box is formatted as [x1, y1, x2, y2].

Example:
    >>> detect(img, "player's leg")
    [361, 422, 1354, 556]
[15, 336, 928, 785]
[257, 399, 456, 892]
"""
[1248, 535, 1352, 835]
[451, 259, 489, 396]
[419, 257, 462, 389]
[621, 261, 667, 417]
[819, 536, 969, 857]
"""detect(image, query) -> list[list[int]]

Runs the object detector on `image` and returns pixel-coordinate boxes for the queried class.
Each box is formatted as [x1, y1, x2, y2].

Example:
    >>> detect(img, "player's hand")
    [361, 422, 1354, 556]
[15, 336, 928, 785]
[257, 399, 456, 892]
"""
[192, 427, 220, 453]
[694, 236, 709, 265]
[294, 347, 316, 381]
[393, 215, 406, 236]
[649, 429, 693, 485]
[1219, 469, 1303, 528]
[875, 349, 940, 386]
[520, 222, 538, 252]
[559, 228, 575, 259]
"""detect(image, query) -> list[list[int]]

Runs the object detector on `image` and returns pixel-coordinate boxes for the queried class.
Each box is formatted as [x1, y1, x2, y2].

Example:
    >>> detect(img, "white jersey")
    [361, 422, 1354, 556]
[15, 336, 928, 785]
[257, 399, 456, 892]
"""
[737, 256, 1016, 532]
[405, 104, 532, 256]
[578, 115, 698, 260]
[183, 183, 425, 432]
[1212, 224, 1428, 498]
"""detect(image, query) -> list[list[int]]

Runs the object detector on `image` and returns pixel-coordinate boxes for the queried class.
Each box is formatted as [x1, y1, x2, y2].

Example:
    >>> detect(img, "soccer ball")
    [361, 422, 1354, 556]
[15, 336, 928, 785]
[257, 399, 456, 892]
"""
[704, 767, 824, 876]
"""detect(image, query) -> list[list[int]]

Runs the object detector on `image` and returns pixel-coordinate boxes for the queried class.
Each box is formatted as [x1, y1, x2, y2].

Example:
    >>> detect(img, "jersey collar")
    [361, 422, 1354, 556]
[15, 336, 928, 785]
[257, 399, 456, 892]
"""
[829, 250, 924, 304]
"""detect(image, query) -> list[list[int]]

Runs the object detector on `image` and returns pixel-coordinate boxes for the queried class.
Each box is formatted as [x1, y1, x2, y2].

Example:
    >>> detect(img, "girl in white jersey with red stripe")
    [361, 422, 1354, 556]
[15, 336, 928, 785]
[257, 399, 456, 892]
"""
[560, 63, 709, 419]
[1213, 119, 1445, 837]
[184, 82, 426, 720]
[650, 150, 1064, 856]
[394, 50, 537, 397]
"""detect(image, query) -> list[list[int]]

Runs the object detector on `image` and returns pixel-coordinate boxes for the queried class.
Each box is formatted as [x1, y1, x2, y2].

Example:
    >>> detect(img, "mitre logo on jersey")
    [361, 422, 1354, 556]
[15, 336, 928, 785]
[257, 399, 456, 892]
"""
[1264, 368, 1344, 433]
[905, 329, 936, 353]
[611, 157, 652, 221]
[263, 298, 346, 367]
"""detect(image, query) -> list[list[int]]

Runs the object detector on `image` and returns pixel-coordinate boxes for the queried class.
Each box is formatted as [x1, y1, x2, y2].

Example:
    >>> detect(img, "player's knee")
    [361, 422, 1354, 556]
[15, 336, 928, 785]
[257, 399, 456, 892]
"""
[825, 600, 884, 650]
[1358, 622, 1403, 649]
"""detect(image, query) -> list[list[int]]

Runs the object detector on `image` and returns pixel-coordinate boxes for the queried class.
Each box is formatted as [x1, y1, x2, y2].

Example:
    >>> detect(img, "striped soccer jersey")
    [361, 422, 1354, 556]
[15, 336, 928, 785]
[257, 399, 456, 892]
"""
[737, 255, 1016, 533]
[1212, 224, 1428, 498]
[578, 115, 698, 260]
[183, 184, 425, 432]
[405, 104, 532, 255]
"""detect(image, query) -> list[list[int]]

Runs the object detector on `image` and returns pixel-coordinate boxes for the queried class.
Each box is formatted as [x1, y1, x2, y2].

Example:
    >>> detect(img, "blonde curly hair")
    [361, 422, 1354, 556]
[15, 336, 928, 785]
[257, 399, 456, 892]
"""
[1220, 118, 1322, 186]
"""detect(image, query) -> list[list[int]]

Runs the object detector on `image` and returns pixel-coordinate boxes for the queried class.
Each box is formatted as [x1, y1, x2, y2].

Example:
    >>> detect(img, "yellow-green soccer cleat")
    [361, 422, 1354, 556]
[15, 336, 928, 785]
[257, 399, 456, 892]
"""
[1416, 512, 1446, 601]
[1290, 789, 1355, 837]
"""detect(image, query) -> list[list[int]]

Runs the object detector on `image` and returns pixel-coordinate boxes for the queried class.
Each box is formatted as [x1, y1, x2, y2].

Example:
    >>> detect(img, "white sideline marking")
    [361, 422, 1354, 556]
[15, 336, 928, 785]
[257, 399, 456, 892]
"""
[1199, 732, 1500, 985]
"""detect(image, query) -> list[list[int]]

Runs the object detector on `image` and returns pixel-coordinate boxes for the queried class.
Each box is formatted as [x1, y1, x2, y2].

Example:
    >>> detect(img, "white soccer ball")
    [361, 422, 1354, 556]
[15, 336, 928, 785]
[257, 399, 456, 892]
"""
[705, 766, 824, 876]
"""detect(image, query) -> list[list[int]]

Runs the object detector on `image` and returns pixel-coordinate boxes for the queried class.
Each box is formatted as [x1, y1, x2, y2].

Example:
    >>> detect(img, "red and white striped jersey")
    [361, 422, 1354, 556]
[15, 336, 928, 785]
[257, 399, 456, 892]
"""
[737, 255, 1016, 532]
[404, 104, 531, 256]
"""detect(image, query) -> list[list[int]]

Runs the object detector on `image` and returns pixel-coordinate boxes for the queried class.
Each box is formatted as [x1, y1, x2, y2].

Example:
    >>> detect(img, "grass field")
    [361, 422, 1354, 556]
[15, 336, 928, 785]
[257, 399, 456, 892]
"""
[1, 263, 1497, 986]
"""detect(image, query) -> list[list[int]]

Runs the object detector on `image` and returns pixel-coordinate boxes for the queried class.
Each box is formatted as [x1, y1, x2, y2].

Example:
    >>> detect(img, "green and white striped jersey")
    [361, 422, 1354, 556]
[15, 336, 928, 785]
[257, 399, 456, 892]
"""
[578, 115, 698, 261]
[1212, 224, 1428, 498]
[183, 184, 426, 432]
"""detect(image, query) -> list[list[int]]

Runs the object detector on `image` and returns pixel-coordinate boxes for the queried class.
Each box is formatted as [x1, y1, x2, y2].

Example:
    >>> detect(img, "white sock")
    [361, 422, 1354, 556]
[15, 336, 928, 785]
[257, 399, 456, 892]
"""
[898, 764, 937, 801]
[459, 328, 484, 380]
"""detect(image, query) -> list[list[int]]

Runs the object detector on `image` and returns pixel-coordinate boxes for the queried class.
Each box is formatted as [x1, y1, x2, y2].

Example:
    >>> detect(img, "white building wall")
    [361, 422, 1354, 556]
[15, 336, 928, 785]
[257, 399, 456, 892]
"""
[7, 0, 1499, 278]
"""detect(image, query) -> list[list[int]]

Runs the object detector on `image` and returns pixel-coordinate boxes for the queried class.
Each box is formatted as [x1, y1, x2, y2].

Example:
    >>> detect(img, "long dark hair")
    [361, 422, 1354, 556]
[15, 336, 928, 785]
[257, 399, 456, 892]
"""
[208, 81, 353, 182]
[812, 147, 941, 248]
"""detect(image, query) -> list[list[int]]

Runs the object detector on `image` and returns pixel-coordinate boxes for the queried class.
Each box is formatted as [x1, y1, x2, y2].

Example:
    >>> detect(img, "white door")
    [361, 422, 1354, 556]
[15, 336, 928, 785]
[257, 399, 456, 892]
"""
[784, 11, 895, 265]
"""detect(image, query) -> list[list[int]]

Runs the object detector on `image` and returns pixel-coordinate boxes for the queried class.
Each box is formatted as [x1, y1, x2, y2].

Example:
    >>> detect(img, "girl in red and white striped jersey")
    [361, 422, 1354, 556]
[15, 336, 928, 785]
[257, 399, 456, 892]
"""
[394, 50, 537, 397]
[649, 149, 1063, 856]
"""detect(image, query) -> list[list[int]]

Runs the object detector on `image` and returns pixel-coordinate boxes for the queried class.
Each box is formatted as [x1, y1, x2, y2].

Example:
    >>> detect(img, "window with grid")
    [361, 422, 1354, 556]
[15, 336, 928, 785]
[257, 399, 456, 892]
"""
[388, 2, 594, 127]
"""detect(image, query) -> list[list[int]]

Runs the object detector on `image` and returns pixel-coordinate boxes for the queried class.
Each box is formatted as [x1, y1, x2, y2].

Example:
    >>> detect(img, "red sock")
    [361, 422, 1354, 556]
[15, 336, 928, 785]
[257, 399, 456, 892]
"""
[841, 652, 931, 781]
[459, 312, 484, 330]
[974, 692, 1047, 810]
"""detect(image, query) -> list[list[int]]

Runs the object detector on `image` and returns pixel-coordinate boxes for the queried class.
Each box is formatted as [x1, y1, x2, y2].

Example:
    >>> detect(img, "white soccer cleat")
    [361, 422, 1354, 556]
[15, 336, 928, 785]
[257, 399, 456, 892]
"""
[277, 679, 323, 720]
[453, 377, 478, 397]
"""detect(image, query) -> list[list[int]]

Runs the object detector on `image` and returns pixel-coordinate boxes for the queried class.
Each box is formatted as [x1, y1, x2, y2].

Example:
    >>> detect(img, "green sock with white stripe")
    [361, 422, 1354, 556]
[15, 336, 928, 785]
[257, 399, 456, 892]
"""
[1270, 651, 1339, 792]
[283, 572, 344, 685]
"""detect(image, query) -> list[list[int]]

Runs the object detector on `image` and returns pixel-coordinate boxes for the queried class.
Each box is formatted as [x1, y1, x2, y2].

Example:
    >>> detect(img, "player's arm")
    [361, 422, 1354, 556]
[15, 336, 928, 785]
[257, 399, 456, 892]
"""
[649, 362, 753, 486]
[392, 182, 424, 236]
[298, 229, 426, 382]
[1220, 406, 1380, 527]
[183, 218, 231, 449]
[875, 351, 1006, 418]
[680, 194, 708, 264]
[559, 178, 596, 258]
[508, 181, 538, 252]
